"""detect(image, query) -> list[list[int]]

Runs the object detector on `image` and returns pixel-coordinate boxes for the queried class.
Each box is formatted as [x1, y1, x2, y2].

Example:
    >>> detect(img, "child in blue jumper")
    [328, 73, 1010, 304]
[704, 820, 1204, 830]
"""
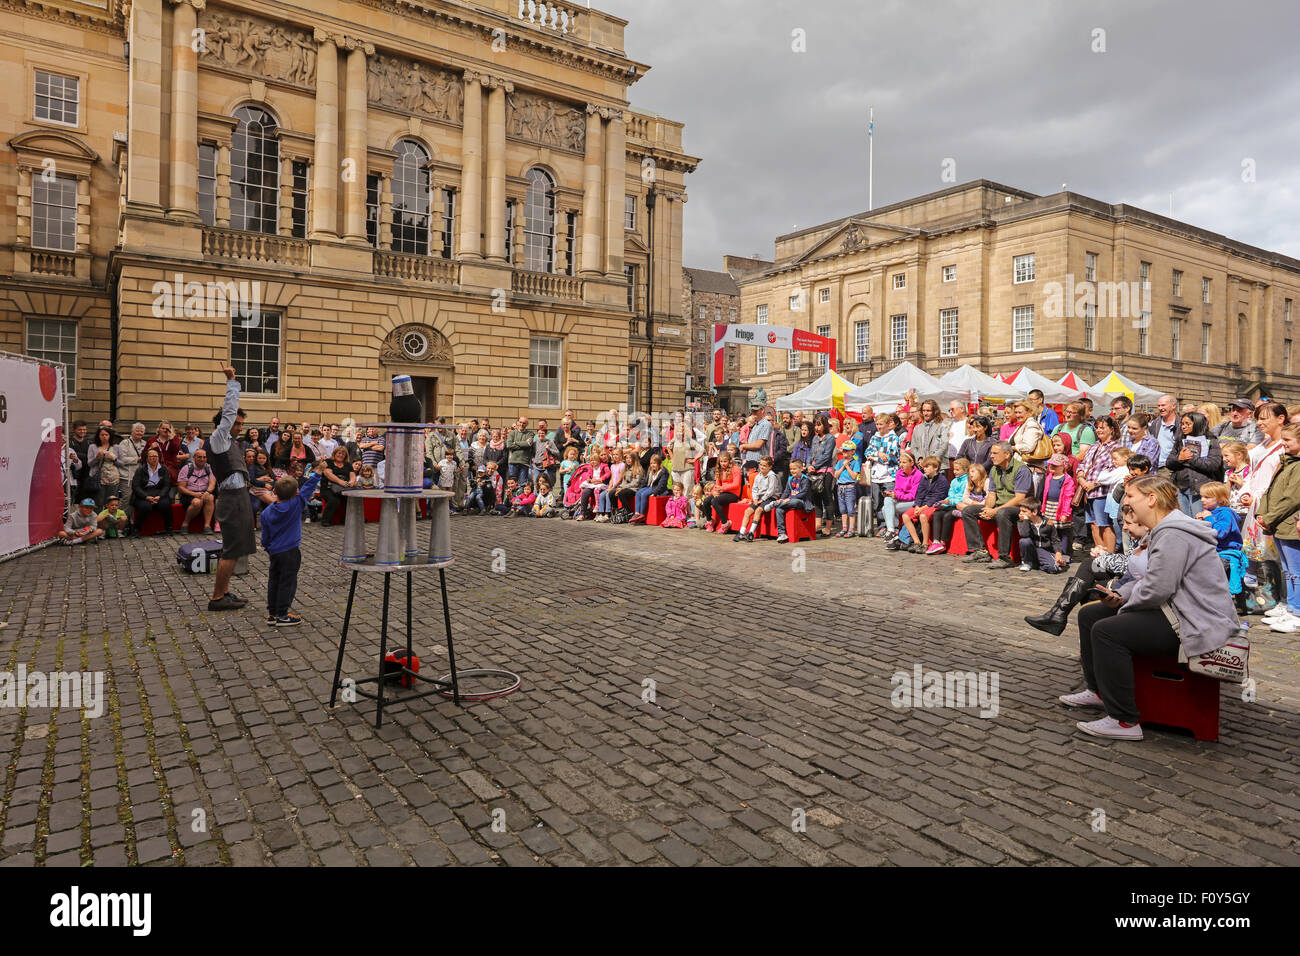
[1198, 480, 1248, 614]
[260, 461, 324, 626]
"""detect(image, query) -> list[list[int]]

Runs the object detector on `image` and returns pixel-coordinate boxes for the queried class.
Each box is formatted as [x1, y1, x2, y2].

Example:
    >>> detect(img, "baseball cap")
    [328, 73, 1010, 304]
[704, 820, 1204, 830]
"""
[105, 494, 120, 503]
[79, 498, 95, 507]
[1047, 454, 1067, 467]
[1230, 398, 1254, 411]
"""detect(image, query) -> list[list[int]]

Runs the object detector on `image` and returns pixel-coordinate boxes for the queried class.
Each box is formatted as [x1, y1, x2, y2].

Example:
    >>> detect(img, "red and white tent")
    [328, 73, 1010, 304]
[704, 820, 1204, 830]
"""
[1055, 371, 1092, 401]
[1002, 367, 1078, 404]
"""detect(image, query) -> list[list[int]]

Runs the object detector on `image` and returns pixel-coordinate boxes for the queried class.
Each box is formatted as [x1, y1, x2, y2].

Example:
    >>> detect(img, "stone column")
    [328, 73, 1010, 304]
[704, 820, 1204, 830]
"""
[378, 174, 393, 250]
[484, 78, 511, 263]
[277, 155, 295, 236]
[555, 208, 571, 274]
[579, 105, 603, 277]
[603, 108, 625, 276]
[167, 0, 202, 219]
[458, 71, 485, 259]
[430, 188, 445, 256]
[341, 38, 374, 245]
[511, 201, 526, 268]
[310, 30, 339, 239]
[127, 0, 164, 208]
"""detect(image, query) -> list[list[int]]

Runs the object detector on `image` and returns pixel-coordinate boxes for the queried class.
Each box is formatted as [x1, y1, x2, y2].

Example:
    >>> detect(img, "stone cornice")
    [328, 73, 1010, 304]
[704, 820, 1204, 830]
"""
[0, 0, 126, 37]
[166, 0, 207, 9]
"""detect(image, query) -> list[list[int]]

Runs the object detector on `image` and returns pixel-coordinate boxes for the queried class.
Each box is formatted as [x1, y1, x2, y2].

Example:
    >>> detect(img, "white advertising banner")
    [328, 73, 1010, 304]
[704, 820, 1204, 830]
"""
[0, 352, 67, 559]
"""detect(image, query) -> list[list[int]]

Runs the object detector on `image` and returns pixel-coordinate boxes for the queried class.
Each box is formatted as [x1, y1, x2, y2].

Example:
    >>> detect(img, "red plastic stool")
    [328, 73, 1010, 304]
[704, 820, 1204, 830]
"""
[363, 497, 382, 522]
[786, 508, 818, 543]
[1132, 655, 1221, 742]
[646, 495, 669, 526]
[945, 517, 1019, 561]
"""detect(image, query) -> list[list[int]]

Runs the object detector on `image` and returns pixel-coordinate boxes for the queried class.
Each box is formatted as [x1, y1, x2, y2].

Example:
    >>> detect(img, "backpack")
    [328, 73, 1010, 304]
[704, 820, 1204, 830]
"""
[177, 539, 223, 574]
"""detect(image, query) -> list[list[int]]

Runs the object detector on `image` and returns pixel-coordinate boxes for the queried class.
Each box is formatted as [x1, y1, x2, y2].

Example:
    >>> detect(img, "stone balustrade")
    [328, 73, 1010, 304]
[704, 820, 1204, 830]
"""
[512, 269, 582, 299]
[202, 227, 310, 267]
[29, 250, 78, 277]
[517, 0, 580, 35]
[374, 250, 459, 285]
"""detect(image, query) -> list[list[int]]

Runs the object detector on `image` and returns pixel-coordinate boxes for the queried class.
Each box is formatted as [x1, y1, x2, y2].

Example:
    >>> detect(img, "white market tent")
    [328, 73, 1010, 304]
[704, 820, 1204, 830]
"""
[845, 361, 969, 411]
[1087, 370, 1164, 406]
[773, 369, 862, 412]
[1003, 366, 1079, 405]
[1055, 371, 1092, 401]
[938, 364, 1028, 403]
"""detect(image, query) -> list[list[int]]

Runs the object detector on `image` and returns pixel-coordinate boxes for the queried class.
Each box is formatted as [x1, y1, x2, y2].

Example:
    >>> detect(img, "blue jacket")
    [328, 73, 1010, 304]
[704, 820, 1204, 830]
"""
[915, 473, 950, 508]
[1202, 505, 1242, 552]
[260, 472, 321, 556]
[781, 473, 814, 506]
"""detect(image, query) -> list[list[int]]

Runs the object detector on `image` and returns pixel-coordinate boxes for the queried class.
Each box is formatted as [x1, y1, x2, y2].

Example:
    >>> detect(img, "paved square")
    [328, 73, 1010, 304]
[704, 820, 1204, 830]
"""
[2, 519, 1299, 866]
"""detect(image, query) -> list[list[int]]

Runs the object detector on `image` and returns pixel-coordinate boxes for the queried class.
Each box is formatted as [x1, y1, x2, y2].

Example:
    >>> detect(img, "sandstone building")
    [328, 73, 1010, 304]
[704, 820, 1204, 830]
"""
[1, 0, 698, 425]
[681, 266, 739, 397]
[727, 180, 1300, 405]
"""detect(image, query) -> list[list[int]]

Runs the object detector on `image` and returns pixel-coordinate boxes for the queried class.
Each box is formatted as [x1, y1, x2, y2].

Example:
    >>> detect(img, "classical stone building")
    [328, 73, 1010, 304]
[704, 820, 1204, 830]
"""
[681, 266, 739, 395]
[0, 0, 698, 425]
[728, 180, 1300, 404]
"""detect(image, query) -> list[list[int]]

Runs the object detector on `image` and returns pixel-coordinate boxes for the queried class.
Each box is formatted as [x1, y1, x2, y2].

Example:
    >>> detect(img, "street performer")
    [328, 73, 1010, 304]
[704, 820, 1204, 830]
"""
[206, 363, 273, 611]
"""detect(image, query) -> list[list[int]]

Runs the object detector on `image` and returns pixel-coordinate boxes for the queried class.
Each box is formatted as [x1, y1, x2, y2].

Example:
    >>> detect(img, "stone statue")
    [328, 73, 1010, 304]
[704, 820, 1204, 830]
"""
[751, 386, 768, 409]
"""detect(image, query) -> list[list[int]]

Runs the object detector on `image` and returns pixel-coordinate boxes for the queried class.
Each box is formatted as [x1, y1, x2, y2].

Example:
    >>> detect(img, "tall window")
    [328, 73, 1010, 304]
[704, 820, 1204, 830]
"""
[198, 144, 217, 226]
[819, 287, 831, 303]
[365, 174, 380, 248]
[756, 305, 768, 374]
[1012, 305, 1034, 352]
[529, 336, 562, 407]
[230, 106, 279, 234]
[26, 318, 77, 395]
[505, 203, 515, 256]
[1286, 339, 1293, 376]
[31, 175, 77, 251]
[624, 264, 638, 312]
[789, 292, 802, 311]
[854, 321, 870, 363]
[290, 160, 309, 239]
[623, 194, 636, 230]
[562, 210, 575, 273]
[1085, 252, 1097, 282]
[393, 140, 432, 255]
[1202, 323, 1211, 364]
[231, 309, 280, 395]
[787, 349, 800, 372]
[942, 264, 956, 282]
[893, 273, 906, 290]
[816, 325, 830, 368]
[1084, 302, 1096, 350]
[698, 305, 707, 322]
[1202, 277, 1211, 303]
[890, 314, 907, 360]
[627, 364, 638, 415]
[1171, 269, 1183, 297]
[715, 307, 723, 324]
[756, 304, 768, 323]
[939, 308, 958, 357]
[1013, 253, 1035, 284]
[34, 70, 79, 126]
[1170, 317, 1181, 359]
[1286, 298, 1293, 324]
[441, 188, 457, 258]
[524, 168, 556, 272]
[1138, 313, 1150, 355]
[729, 309, 736, 322]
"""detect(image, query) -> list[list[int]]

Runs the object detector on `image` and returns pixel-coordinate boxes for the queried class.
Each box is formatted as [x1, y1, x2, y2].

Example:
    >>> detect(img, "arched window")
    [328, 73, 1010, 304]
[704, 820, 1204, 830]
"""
[392, 140, 432, 255]
[524, 168, 556, 272]
[230, 106, 279, 234]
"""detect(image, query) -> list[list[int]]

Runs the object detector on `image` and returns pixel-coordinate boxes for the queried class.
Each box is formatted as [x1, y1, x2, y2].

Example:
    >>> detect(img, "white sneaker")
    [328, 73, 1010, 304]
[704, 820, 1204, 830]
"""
[1263, 605, 1291, 620]
[1270, 615, 1300, 633]
[1059, 689, 1104, 709]
[1076, 716, 1143, 740]
[1018, 563, 1032, 572]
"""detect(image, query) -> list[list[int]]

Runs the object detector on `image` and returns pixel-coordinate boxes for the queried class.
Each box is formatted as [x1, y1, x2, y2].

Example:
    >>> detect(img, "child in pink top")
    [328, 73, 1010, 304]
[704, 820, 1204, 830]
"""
[883, 450, 921, 542]
[660, 484, 690, 528]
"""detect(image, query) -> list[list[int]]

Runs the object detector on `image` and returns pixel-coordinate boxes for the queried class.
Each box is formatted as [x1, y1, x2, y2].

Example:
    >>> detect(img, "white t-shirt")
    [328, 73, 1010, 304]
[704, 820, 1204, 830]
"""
[948, 418, 968, 459]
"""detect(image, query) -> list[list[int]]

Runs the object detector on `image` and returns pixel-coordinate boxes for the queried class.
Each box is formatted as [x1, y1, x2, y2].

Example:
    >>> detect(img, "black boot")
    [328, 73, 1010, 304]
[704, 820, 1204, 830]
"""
[1024, 576, 1090, 636]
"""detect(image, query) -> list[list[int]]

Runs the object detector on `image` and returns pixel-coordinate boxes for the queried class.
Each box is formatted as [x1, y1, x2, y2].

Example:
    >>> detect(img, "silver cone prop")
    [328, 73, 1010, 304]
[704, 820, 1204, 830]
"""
[341, 497, 367, 562]
[384, 425, 425, 493]
[429, 496, 452, 564]
[376, 498, 402, 566]
[400, 498, 422, 561]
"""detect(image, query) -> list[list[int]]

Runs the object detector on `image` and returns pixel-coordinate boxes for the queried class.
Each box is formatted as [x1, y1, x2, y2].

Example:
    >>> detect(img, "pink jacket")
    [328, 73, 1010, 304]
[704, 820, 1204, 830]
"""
[892, 466, 922, 504]
[1041, 472, 1076, 522]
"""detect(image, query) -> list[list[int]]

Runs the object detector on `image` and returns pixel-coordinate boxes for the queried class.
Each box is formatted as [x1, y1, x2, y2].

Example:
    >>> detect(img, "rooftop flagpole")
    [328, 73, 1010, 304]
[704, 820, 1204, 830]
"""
[868, 107, 874, 211]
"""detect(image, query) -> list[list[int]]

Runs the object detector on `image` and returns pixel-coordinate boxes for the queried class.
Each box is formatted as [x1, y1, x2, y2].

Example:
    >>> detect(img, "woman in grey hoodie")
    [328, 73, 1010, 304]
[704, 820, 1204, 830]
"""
[908, 400, 949, 470]
[1059, 475, 1238, 741]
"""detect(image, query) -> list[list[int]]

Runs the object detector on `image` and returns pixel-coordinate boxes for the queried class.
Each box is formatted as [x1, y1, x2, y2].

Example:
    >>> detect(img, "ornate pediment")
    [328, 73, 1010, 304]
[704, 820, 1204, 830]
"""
[797, 218, 921, 263]
[380, 324, 453, 366]
[368, 54, 463, 125]
[507, 92, 586, 153]
[198, 10, 317, 89]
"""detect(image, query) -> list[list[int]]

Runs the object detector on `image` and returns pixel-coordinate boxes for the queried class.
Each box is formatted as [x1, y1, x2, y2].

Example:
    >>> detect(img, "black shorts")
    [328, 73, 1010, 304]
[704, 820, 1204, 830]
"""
[215, 489, 256, 560]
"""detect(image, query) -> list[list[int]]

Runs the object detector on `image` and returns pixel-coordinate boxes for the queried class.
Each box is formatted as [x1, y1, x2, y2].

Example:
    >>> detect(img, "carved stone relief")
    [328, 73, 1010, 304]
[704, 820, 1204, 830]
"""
[367, 54, 464, 124]
[507, 92, 585, 152]
[199, 11, 317, 87]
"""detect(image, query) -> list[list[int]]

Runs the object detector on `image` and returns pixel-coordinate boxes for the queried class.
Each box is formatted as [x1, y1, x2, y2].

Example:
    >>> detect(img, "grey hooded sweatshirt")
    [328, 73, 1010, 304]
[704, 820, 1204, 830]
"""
[1118, 509, 1238, 656]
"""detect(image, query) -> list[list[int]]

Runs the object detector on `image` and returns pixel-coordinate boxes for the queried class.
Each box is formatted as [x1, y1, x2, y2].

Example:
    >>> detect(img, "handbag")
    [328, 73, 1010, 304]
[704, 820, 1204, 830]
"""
[1016, 421, 1053, 462]
[1162, 601, 1250, 683]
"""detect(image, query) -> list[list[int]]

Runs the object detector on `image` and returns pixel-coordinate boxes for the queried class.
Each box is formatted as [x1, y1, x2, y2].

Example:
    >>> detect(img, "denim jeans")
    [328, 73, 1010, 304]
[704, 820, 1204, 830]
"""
[774, 500, 814, 535]
[1275, 537, 1300, 613]
[597, 490, 613, 514]
[634, 486, 658, 515]
[1177, 486, 1199, 518]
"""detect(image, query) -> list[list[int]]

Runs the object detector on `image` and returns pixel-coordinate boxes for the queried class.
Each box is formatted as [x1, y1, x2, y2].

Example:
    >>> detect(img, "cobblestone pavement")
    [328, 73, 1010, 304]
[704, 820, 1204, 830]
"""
[2, 515, 1299, 867]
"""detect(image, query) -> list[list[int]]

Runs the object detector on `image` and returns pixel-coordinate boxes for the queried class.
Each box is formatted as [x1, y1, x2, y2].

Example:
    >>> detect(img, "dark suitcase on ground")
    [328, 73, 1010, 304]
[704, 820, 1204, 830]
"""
[177, 539, 223, 574]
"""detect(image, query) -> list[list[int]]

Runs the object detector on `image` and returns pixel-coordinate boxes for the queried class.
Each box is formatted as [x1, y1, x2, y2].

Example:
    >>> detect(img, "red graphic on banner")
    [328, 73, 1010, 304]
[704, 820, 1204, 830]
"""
[28, 426, 64, 546]
[39, 364, 58, 402]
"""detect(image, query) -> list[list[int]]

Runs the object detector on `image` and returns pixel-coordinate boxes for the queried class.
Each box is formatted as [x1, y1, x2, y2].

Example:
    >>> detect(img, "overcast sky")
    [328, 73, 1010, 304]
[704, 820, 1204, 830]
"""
[600, 0, 1300, 270]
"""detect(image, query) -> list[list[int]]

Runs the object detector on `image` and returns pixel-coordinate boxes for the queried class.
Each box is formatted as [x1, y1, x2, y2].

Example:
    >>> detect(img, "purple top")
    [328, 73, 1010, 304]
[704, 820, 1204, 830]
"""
[893, 466, 923, 504]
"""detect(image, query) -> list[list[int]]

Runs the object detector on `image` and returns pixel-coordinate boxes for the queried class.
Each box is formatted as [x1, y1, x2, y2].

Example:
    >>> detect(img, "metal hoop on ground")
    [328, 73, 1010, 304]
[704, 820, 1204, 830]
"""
[435, 667, 521, 701]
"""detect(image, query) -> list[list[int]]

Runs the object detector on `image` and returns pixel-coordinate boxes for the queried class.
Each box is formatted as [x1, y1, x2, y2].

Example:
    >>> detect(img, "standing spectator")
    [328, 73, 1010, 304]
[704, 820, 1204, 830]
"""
[946, 401, 969, 462]
[115, 423, 147, 510]
[1214, 399, 1263, 447]
[670, 423, 703, 500]
[1028, 389, 1059, 433]
[87, 426, 119, 508]
[1148, 394, 1181, 473]
[1123, 414, 1160, 461]
[810, 414, 838, 536]
[1052, 402, 1096, 457]
[180, 424, 203, 463]
[908, 400, 949, 470]
[1108, 396, 1132, 430]
[484, 428, 508, 472]
[1008, 401, 1048, 466]
[740, 407, 772, 480]
[505, 417, 534, 485]
[146, 421, 183, 497]
[1076, 416, 1122, 551]
[177, 448, 217, 532]
[358, 426, 386, 469]
[67, 420, 91, 501]
[131, 448, 173, 534]
[264, 417, 282, 453]
[531, 421, 559, 489]
[1167, 411, 1224, 516]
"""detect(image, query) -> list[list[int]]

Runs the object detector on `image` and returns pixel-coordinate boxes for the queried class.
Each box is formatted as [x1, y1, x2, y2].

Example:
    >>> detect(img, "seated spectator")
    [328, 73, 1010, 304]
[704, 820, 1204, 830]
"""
[595, 448, 625, 523]
[508, 481, 536, 516]
[688, 483, 708, 529]
[734, 455, 779, 541]
[631, 453, 669, 524]
[466, 466, 495, 514]
[1062, 476, 1238, 740]
[320, 446, 358, 524]
[131, 448, 173, 534]
[97, 494, 129, 539]
[1017, 500, 1066, 573]
[961, 441, 1033, 567]
[614, 451, 645, 519]
[958, 415, 995, 471]
[901, 455, 949, 553]
[701, 452, 742, 533]
[532, 478, 557, 517]
[773, 458, 815, 544]
[177, 449, 217, 533]
[58, 498, 105, 545]
[660, 483, 691, 528]
[929, 457, 971, 554]
[883, 450, 921, 550]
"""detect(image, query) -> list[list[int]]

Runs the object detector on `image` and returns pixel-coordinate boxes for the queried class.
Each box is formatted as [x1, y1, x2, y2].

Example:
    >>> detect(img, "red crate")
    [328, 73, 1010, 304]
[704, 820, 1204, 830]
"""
[1132, 655, 1221, 742]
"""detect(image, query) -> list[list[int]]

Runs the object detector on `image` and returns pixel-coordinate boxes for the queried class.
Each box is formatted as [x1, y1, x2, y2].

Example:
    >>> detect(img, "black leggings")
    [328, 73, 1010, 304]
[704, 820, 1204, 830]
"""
[1077, 602, 1180, 723]
[322, 487, 347, 525]
[704, 492, 739, 524]
[616, 489, 637, 513]
[933, 504, 959, 545]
